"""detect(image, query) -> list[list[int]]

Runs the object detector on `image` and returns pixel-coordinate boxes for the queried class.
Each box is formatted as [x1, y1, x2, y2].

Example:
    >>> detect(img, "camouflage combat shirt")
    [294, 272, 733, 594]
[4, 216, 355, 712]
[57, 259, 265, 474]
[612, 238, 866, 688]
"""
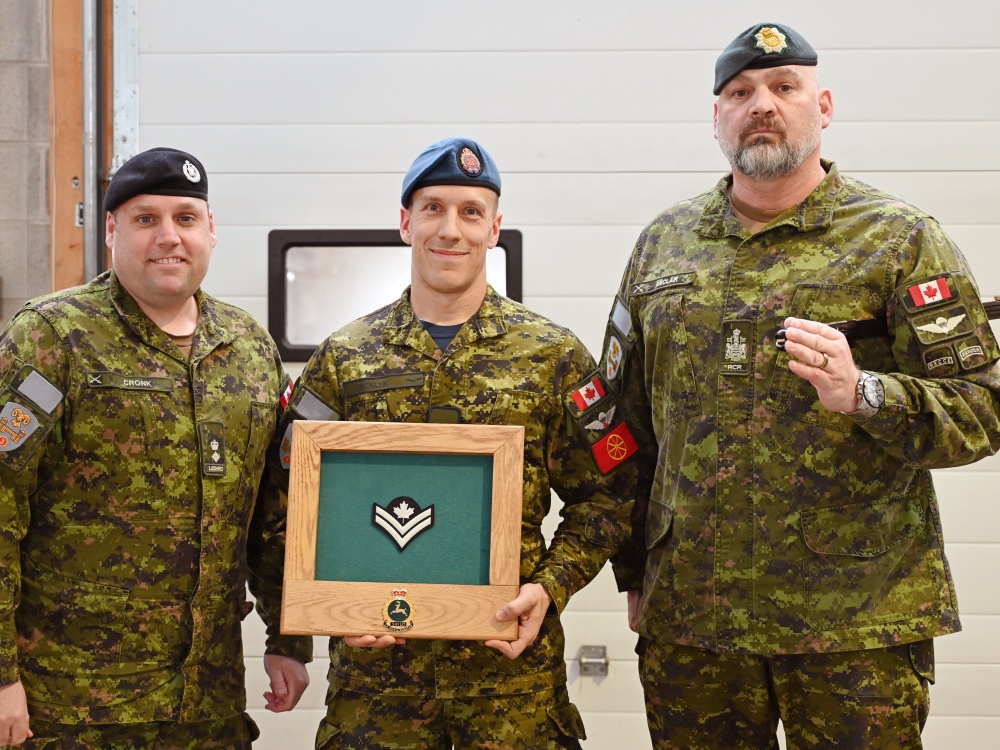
[272, 286, 634, 697]
[608, 162, 1000, 655]
[0, 270, 311, 724]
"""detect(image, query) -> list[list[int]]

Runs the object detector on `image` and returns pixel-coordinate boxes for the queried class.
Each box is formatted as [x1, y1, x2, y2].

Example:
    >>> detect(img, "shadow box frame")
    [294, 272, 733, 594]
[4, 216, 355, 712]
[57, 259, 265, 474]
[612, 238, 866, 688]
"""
[281, 420, 524, 640]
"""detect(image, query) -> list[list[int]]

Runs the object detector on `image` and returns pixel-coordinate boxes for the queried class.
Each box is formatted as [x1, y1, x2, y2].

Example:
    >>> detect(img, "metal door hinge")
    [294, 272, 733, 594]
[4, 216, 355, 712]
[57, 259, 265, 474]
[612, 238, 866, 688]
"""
[578, 645, 609, 677]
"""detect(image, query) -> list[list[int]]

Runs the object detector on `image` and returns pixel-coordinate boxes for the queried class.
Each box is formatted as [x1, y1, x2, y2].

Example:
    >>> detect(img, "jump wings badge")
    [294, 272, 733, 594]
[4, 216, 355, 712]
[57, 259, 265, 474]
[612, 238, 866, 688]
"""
[915, 313, 966, 336]
[372, 496, 435, 550]
[383, 588, 415, 632]
[584, 404, 616, 431]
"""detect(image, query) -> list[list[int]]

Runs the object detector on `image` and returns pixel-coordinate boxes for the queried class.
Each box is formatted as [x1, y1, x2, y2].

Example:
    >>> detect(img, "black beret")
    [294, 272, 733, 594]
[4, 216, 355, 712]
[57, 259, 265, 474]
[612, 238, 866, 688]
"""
[401, 137, 501, 207]
[103, 147, 208, 212]
[714, 23, 818, 95]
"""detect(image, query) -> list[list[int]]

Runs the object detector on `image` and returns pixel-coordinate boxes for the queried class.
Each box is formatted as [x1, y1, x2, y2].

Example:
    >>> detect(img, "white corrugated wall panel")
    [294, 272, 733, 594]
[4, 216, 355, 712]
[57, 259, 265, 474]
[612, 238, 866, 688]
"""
[140, 2, 1000, 746]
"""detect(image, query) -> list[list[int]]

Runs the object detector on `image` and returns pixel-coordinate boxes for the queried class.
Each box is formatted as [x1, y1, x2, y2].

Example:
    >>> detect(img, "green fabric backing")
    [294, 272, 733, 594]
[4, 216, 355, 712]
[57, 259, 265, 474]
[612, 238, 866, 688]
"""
[316, 451, 494, 584]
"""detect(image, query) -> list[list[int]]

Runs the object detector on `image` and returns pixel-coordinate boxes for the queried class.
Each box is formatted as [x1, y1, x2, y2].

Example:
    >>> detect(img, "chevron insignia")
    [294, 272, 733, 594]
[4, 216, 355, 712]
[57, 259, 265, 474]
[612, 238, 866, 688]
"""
[372, 496, 435, 550]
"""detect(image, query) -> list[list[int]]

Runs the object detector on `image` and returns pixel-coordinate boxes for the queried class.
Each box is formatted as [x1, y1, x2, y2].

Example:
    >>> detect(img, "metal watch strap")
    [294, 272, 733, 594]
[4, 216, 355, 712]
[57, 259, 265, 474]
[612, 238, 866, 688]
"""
[847, 371, 880, 422]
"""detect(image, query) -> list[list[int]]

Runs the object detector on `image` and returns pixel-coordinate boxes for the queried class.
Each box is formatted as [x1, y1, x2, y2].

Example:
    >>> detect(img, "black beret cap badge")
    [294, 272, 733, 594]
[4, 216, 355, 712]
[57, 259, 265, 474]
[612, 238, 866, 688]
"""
[458, 147, 483, 177]
[182, 160, 202, 183]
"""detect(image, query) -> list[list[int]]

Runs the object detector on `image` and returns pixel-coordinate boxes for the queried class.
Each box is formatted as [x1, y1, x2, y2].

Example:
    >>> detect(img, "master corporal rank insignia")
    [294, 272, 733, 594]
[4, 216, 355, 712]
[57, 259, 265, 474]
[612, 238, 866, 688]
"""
[373, 496, 435, 550]
[383, 588, 415, 632]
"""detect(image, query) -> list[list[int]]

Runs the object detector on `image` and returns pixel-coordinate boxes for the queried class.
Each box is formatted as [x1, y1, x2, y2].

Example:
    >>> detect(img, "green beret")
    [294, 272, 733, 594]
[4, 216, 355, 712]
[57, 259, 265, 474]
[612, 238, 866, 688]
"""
[103, 147, 208, 212]
[401, 137, 501, 207]
[714, 23, 818, 95]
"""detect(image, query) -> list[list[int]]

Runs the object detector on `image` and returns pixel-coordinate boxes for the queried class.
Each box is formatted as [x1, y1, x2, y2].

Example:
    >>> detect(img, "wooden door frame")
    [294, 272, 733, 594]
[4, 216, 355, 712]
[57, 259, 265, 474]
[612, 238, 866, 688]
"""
[49, 0, 114, 291]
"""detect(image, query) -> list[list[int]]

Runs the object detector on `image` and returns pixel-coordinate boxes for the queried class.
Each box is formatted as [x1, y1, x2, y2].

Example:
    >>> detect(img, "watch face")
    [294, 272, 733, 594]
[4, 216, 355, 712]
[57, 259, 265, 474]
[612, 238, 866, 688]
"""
[863, 375, 885, 408]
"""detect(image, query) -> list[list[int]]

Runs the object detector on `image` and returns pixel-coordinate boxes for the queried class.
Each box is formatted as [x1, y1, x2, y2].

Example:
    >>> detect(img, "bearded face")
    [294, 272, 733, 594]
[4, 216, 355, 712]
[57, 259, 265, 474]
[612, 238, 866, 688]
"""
[718, 113, 822, 180]
[714, 66, 830, 181]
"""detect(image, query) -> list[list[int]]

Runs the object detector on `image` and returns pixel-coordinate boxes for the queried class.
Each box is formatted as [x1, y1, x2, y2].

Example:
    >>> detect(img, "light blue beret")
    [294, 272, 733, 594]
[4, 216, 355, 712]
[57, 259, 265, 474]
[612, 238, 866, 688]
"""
[401, 138, 501, 207]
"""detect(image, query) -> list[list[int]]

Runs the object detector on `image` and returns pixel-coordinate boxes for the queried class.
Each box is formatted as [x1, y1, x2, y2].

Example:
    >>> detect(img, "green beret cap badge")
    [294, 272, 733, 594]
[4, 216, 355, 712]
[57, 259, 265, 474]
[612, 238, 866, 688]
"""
[754, 26, 788, 55]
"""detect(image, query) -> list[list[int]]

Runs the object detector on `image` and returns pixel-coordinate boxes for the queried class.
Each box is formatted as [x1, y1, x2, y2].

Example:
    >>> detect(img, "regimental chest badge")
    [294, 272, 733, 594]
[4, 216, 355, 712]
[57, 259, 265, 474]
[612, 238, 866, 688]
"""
[199, 421, 226, 477]
[754, 26, 788, 54]
[458, 147, 483, 176]
[720, 319, 753, 376]
[382, 588, 415, 632]
[726, 329, 747, 361]
[372, 496, 435, 550]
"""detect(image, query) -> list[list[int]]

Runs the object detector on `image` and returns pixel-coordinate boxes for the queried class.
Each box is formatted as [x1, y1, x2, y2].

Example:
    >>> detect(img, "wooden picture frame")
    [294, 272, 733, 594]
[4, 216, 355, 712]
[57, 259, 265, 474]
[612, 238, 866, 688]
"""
[281, 421, 524, 640]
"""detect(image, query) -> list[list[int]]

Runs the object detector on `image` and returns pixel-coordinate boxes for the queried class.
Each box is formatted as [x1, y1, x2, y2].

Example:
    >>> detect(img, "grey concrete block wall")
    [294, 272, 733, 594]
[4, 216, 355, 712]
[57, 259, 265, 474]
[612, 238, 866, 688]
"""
[0, 0, 50, 326]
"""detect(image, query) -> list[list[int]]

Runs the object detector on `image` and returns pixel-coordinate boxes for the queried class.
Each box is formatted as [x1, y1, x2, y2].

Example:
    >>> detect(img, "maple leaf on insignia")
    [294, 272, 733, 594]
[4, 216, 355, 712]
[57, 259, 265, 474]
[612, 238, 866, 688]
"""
[394, 501, 415, 520]
[583, 386, 596, 400]
[922, 284, 939, 299]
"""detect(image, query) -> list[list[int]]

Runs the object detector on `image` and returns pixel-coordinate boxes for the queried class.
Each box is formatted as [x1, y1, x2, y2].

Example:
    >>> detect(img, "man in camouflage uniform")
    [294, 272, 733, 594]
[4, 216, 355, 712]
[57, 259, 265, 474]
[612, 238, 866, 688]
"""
[270, 137, 635, 749]
[0, 148, 312, 748]
[606, 23, 1000, 750]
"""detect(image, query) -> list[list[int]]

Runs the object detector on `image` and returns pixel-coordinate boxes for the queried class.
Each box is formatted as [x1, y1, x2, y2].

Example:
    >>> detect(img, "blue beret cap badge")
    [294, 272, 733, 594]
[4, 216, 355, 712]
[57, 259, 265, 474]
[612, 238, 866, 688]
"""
[458, 147, 483, 177]
[754, 26, 788, 54]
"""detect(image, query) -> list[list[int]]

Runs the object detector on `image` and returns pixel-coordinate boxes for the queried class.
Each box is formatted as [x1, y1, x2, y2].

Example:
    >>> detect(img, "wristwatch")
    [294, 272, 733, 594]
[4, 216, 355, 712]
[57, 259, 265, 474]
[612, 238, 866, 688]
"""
[849, 371, 884, 422]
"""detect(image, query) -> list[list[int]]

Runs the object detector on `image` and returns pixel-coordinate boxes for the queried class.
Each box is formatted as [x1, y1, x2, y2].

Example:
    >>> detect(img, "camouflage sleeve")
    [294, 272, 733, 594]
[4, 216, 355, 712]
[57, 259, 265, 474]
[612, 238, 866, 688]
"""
[246, 361, 313, 663]
[604, 238, 659, 593]
[860, 218, 1000, 466]
[0, 311, 69, 685]
[249, 344, 342, 656]
[529, 332, 637, 615]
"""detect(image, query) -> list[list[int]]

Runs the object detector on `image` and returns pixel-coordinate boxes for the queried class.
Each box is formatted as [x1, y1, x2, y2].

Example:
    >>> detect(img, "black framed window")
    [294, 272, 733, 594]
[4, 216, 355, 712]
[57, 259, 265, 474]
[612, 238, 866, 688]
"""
[268, 229, 523, 362]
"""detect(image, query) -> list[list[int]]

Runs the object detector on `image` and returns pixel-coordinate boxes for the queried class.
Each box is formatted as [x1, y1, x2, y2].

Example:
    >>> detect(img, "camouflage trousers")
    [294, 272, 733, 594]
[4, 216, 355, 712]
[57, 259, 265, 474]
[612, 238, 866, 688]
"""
[10, 712, 259, 750]
[638, 638, 934, 750]
[315, 684, 585, 749]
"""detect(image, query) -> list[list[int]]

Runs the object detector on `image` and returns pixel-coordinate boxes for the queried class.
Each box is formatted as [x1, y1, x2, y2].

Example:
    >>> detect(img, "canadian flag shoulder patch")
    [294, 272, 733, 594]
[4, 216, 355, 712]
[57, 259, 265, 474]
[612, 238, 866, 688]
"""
[899, 274, 957, 312]
[565, 374, 608, 417]
[571, 377, 605, 410]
